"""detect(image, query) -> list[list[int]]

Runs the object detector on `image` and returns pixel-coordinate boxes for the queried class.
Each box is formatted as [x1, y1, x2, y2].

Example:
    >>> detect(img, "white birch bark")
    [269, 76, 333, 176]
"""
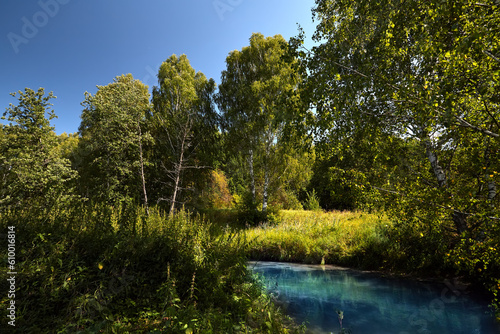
[138, 120, 149, 216]
[423, 138, 447, 188]
[248, 148, 256, 203]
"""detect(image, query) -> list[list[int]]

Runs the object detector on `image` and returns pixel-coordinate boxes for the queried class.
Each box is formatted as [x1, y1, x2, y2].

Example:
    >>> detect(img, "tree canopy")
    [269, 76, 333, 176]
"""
[77, 74, 151, 205]
[217, 33, 308, 214]
[0, 88, 76, 211]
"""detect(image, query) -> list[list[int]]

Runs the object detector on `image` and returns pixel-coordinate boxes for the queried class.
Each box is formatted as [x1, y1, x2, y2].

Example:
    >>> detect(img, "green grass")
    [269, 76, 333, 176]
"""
[3, 204, 498, 331]
[246, 210, 394, 268]
[0, 204, 305, 333]
[244, 209, 500, 321]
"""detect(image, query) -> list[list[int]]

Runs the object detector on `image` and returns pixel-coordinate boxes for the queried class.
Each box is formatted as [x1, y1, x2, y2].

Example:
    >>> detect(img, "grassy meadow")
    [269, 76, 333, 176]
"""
[246, 210, 397, 269]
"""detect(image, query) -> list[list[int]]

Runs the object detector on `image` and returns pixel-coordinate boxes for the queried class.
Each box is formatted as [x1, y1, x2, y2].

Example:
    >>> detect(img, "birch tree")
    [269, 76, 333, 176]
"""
[151, 54, 217, 214]
[294, 0, 499, 233]
[217, 33, 303, 214]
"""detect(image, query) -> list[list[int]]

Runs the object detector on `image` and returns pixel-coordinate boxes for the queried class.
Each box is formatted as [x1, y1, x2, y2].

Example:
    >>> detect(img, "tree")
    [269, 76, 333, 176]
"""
[78, 74, 151, 210]
[0, 88, 77, 211]
[292, 0, 500, 311]
[293, 0, 499, 233]
[217, 33, 306, 215]
[151, 54, 218, 214]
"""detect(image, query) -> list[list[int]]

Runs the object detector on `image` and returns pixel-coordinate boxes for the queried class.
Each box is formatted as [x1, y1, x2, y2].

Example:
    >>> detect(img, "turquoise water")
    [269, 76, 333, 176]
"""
[249, 261, 500, 334]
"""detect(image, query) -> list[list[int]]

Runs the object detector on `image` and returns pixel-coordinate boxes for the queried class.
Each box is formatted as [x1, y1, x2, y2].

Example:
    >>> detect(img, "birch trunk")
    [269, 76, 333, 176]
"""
[248, 148, 256, 203]
[423, 135, 467, 233]
[137, 120, 149, 216]
[170, 129, 187, 215]
[423, 138, 447, 188]
[488, 179, 496, 201]
[262, 166, 269, 213]
[484, 139, 497, 202]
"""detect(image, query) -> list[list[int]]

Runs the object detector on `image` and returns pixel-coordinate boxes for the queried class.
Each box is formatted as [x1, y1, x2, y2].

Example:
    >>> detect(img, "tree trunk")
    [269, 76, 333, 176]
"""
[423, 138, 447, 188]
[248, 148, 256, 203]
[423, 134, 468, 233]
[137, 120, 149, 216]
[484, 139, 496, 202]
[487, 178, 496, 201]
[262, 166, 269, 214]
[452, 211, 467, 235]
[170, 130, 187, 215]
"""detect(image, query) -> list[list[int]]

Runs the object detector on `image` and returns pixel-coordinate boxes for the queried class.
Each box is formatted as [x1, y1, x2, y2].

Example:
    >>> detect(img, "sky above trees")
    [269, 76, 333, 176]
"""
[0, 0, 316, 134]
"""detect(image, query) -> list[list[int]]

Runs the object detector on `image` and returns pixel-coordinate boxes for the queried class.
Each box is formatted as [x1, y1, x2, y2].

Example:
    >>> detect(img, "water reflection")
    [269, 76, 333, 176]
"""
[249, 261, 500, 334]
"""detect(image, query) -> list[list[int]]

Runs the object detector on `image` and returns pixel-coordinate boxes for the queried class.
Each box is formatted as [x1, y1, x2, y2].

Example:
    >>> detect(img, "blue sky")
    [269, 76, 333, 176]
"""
[1, 0, 317, 134]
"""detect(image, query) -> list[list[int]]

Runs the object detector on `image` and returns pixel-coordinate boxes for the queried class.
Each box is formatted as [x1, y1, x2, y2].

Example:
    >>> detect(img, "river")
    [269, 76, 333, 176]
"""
[249, 261, 500, 334]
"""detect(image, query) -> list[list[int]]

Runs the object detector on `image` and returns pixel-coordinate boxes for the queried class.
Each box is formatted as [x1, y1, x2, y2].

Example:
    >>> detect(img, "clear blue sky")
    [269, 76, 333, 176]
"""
[1, 0, 317, 134]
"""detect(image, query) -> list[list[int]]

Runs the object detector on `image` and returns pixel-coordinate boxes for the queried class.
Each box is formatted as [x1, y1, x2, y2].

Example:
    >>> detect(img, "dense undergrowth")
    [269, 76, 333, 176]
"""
[0, 204, 304, 333]
[1, 205, 498, 332]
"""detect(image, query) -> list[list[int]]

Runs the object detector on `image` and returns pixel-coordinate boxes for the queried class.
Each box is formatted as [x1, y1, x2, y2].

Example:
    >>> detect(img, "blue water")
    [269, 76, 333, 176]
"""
[249, 261, 500, 334]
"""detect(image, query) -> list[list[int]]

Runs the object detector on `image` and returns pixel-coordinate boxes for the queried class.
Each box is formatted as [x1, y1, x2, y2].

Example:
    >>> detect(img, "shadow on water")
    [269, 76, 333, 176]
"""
[248, 261, 500, 334]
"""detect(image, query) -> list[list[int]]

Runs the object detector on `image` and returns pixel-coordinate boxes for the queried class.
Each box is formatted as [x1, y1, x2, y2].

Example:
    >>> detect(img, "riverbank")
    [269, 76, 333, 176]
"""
[246, 210, 406, 270]
[244, 209, 499, 321]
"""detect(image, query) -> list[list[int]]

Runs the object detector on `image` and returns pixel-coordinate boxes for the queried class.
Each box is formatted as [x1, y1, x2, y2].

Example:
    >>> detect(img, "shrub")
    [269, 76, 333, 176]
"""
[303, 189, 321, 211]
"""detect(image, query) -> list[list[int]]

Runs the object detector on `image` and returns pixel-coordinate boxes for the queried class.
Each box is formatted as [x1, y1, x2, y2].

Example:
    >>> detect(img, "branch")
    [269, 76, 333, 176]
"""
[483, 101, 500, 130]
[483, 50, 500, 63]
[181, 165, 212, 170]
[453, 114, 499, 138]
[371, 185, 500, 221]
[300, 45, 500, 138]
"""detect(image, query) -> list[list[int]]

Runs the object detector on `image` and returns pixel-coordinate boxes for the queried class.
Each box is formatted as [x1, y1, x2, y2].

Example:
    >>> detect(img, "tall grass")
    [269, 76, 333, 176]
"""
[246, 210, 400, 269]
[0, 203, 304, 333]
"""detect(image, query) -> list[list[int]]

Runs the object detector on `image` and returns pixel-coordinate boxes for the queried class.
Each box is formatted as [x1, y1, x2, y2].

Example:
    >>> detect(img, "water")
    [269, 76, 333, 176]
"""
[249, 261, 500, 334]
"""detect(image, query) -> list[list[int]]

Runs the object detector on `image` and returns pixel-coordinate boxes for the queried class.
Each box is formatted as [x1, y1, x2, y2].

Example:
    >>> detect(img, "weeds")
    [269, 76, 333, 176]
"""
[0, 203, 303, 333]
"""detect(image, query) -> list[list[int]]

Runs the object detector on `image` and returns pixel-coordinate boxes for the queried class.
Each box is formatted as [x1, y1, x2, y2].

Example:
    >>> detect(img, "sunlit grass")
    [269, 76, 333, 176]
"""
[246, 210, 393, 267]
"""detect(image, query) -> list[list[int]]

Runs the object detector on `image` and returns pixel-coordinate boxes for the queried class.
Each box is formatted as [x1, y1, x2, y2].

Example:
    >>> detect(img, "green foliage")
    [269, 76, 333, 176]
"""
[77, 74, 150, 205]
[0, 88, 77, 211]
[273, 188, 303, 210]
[447, 219, 500, 315]
[0, 204, 302, 333]
[300, 0, 500, 223]
[310, 166, 369, 211]
[233, 190, 270, 226]
[151, 54, 219, 213]
[217, 33, 308, 214]
[303, 189, 321, 211]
